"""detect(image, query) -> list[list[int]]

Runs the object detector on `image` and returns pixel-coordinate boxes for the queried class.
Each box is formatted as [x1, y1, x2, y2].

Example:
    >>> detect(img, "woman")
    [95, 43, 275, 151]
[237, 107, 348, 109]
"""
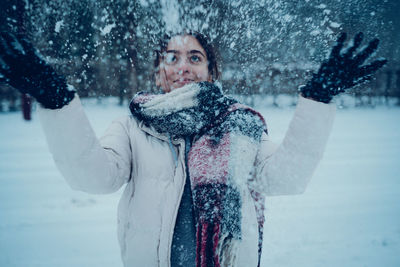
[0, 31, 385, 267]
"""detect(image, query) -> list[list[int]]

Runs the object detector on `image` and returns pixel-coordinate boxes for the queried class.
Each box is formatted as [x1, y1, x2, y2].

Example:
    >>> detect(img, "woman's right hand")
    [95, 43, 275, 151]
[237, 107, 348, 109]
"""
[0, 32, 75, 109]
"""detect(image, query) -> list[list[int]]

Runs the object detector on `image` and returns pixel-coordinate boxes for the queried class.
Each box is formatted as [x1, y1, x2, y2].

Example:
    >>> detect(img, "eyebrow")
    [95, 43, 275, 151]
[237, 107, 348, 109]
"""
[166, 49, 206, 58]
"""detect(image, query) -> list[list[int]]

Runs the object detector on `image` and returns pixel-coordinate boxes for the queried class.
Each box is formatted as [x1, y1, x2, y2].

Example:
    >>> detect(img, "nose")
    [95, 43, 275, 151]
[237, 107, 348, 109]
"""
[176, 58, 191, 74]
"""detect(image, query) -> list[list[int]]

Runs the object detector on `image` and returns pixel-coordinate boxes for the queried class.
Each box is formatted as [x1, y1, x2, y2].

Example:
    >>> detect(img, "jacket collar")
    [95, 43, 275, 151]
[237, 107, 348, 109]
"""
[137, 119, 184, 145]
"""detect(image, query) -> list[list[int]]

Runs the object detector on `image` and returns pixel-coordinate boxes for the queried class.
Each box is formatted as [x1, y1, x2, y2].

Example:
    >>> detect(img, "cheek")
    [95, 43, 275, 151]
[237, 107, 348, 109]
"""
[195, 66, 210, 80]
[163, 66, 175, 80]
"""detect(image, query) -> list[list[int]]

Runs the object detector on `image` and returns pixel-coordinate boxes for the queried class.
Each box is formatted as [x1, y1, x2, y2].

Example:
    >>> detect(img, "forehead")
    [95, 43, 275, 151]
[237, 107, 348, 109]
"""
[166, 35, 205, 53]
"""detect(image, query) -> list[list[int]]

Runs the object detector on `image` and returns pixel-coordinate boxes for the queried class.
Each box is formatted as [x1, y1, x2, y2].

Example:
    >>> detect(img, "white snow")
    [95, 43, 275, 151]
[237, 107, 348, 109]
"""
[160, 0, 181, 33]
[54, 20, 64, 33]
[100, 23, 116, 36]
[310, 29, 321, 36]
[329, 22, 341, 28]
[315, 4, 327, 9]
[0, 97, 399, 267]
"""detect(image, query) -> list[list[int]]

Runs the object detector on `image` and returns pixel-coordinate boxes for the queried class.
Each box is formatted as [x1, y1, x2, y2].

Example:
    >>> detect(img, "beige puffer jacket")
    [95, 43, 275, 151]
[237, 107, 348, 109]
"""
[38, 95, 335, 267]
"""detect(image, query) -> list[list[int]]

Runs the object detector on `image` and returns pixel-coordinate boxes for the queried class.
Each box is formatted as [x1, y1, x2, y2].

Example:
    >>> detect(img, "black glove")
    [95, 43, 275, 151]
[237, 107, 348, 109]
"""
[300, 32, 387, 103]
[0, 32, 75, 109]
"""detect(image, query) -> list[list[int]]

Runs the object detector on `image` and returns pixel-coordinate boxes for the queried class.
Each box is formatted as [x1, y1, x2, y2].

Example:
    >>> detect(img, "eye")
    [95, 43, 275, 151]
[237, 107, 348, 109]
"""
[190, 55, 201, 63]
[164, 53, 177, 64]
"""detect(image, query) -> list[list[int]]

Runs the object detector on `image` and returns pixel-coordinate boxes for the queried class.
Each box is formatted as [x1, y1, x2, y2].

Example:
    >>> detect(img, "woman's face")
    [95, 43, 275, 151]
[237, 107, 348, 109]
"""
[156, 35, 212, 92]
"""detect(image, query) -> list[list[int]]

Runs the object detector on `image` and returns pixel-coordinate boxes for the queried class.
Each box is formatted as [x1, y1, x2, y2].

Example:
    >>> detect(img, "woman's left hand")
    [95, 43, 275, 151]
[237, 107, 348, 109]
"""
[300, 32, 387, 103]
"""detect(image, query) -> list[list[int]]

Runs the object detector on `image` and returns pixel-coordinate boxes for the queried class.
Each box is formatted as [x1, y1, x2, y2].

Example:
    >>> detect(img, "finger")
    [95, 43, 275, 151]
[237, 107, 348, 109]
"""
[0, 71, 11, 84]
[353, 38, 380, 66]
[1, 32, 43, 67]
[0, 56, 11, 75]
[21, 39, 47, 67]
[0, 69, 13, 87]
[0, 34, 12, 58]
[0, 70, 6, 82]
[353, 75, 373, 87]
[344, 32, 363, 58]
[18, 37, 37, 57]
[357, 59, 387, 78]
[0, 32, 26, 57]
[329, 32, 347, 58]
[0, 33, 26, 70]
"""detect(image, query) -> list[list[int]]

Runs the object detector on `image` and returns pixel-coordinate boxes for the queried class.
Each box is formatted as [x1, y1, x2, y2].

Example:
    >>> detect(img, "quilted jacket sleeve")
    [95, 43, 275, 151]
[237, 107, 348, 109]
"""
[254, 96, 336, 196]
[38, 95, 132, 194]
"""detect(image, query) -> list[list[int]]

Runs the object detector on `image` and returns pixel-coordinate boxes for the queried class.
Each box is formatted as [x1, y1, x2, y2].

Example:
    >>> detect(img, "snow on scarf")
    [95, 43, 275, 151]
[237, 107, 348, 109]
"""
[129, 82, 267, 267]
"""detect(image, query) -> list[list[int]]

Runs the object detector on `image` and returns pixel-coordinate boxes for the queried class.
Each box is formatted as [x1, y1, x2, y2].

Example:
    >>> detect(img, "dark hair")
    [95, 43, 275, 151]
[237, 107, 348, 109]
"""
[154, 31, 220, 81]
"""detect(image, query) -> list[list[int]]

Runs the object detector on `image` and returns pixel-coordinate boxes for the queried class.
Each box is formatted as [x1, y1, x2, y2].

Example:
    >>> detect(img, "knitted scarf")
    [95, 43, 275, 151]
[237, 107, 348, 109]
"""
[130, 82, 267, 267]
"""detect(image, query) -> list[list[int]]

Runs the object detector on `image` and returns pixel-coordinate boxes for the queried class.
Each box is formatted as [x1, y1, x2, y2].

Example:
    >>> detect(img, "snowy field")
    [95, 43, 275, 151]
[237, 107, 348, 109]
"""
[1, 97, 399, 267]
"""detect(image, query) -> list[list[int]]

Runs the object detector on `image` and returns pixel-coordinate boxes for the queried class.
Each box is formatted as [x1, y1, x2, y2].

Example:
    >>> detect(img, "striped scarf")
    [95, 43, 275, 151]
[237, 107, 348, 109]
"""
[130, 82, 266, 267]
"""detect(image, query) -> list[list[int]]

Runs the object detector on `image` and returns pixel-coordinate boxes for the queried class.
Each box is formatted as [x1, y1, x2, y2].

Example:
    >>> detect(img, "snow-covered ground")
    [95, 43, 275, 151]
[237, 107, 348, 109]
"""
[1, 97, 399, 267]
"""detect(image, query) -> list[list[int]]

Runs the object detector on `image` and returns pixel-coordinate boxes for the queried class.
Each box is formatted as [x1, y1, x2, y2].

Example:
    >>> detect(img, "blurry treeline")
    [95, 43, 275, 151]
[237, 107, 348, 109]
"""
[0, 0, 399, 111]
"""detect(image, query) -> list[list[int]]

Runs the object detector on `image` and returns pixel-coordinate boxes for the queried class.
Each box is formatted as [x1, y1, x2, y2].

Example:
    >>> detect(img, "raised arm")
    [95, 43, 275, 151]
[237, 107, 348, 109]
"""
[254, 96, 335, 196]
[254, 32, 386, 196]
[0, 32, 131, 194]
[38, 96, 132, 194]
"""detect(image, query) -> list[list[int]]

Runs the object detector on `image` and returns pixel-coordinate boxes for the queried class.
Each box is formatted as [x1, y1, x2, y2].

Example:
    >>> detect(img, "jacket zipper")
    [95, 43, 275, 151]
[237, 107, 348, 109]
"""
[136, 122, 188, 266]
[167, 138, 186, 267]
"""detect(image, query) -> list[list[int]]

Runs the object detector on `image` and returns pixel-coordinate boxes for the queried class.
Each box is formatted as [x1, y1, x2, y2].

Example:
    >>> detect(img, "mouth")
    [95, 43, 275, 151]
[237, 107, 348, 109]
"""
[173, 78, 194, 84]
